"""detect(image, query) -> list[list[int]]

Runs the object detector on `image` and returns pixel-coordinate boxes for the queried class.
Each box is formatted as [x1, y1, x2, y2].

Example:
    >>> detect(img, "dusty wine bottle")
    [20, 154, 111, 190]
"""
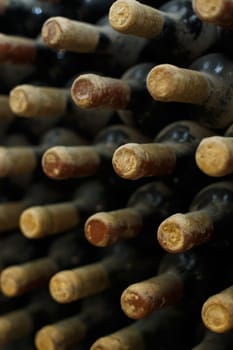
[147, 52, 233, 129]
[192, 0, 233, 29]
[157, 180, 233, 253]
[41, 14, 158, 74]
[19, 179, 119, 239]
[84, 181, 185, 247]
[71, 62, 185, 138]
[0, 231, 96, 297]
[90, 305, 193, 350]
[109, 0, 218, 65]
[192, 329, 233, 349]
[49, 241, 159, 303]
[41, 124, 149, 180]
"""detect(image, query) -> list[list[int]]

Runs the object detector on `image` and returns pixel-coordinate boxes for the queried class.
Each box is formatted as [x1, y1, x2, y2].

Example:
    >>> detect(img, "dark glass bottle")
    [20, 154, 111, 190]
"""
[147, 52, 233, 130]
[109, 0, 219, 65]
[91, 305, 194, 350]
[157, 180, 233, 253]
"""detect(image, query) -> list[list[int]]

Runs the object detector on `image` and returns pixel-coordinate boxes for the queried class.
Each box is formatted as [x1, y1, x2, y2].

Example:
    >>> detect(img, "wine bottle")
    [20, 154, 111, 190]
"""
[195, 122, 233, 177]
[90, 305, 193, 350]
[0, 179, 69, 233]
[71, 62, 185, 138]
[49, 241, 159, 303]
[19, 179, 120, 239]
[202, 285, 233, 333]
[35, 291, 127, 350]
[0, 33, 96, 89]
[0, 0, 65, 38]
[9, 82, 114, 137]
[157, 181, 233, 253]
[146, 52, 233, 130]
[41, 124, 149, 180]
[41, 14, 158, 75]
[112, 120, 214, 197]
[120, 241, 230, 319]
[0, 290, 74, 345]
[84, 181, 185, 247]
[0, 231, 96, 297]
[0, 127, 85, 178]
[109, 0, 218, 65]
[192, 0, 233, 29]
[192, 329, 233, 349]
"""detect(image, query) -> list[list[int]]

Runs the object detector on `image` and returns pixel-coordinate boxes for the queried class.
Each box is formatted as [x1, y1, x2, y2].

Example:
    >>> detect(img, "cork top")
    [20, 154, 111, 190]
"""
[71, 73, 131, 109]
[109, 0, 164, 37]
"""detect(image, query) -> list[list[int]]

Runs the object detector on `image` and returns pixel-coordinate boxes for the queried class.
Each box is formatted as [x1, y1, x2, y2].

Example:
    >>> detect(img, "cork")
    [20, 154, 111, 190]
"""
[49, 263, 111, 303]
[157, 211, 214, 253]
[71, 74, 131, 109]
[84, 208, 143, 247]
[109, 0, 164, 37]
[91, 326, 145, 350]
[1, 258, 58, 297]
[42, 146, 101, 179]
[0, 201, 25, 232]
[0, 147, 37, 176]
[35, 316, 87, 350]
[193, 0, 233, 28]
[42, 16, 99, 52]
[0, 33, 36, 64]
[0, 309, 33, 344]
[9, 85, 67, 117]
[195, 136, 233, 177]
[202, 286, 233, 333]
[112, 143, 176, 180]
[120, 270, 183, 319]
[146, 64, 210, 103]
[20, 203, 80, 238]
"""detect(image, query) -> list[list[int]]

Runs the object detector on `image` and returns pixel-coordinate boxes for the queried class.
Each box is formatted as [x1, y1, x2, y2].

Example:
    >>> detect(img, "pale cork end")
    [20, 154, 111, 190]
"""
[195, 136, 233, 177]
[49, 264, 110, 303]
[20, 204, 79, 238]
[112, 143, 176, 180]
[71, 74, 130, 109]
[109, 0, 164, 37]
[146, 64, 210, 103]
[9, 85, 67, 117]
[42, 146, 100, 179]
[157, 212, 214, 253]
[193, 0, 233, 28]
[202, 287, 233, 333]
[84, 209, 142, 247]
[42, 17, 99, 52]
[120, 271, 183, 319]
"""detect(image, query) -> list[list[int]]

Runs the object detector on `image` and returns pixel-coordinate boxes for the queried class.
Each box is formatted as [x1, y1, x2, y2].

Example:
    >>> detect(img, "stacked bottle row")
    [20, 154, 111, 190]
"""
[0, 0, 233, 349]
